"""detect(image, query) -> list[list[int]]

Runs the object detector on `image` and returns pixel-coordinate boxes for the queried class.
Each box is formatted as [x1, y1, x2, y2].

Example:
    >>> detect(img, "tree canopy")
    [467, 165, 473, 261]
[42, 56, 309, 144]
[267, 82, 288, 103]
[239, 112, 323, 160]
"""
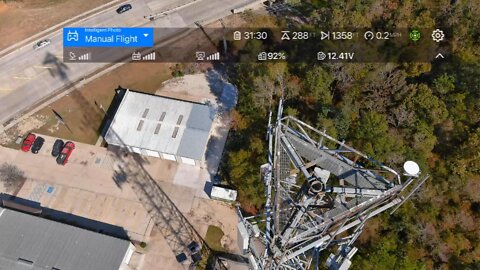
[221, 1, 480, 269]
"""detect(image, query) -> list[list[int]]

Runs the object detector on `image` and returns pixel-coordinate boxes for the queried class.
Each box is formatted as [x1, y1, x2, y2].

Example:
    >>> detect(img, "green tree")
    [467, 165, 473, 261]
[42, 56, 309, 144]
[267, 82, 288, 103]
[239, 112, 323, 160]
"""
[351, 111, 404, 163]
[304, 65, 334, 106]
[409, 121, 437, 159]
[432, 74, 455, 95]
[407, 84, 448, 125]
[451, 128, 480, 176]
[333, 109, 351, 140]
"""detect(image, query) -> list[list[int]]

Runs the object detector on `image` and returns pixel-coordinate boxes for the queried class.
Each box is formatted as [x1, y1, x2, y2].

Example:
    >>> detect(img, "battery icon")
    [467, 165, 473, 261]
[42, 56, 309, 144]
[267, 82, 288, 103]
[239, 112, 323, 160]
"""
[233, 31, 241, 41]
[258, 52, 267, 61]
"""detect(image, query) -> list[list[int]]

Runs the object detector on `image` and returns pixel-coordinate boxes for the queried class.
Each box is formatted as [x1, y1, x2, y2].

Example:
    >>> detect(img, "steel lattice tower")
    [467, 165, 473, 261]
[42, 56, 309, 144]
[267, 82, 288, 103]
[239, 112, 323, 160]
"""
[237, 101, 428, 270]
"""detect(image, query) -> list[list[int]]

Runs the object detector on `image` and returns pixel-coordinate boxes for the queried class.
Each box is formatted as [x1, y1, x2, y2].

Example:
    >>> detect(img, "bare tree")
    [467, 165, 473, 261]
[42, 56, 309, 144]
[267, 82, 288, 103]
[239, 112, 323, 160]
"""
[253, 76, 277, 112]
[0, 163, 26, 192]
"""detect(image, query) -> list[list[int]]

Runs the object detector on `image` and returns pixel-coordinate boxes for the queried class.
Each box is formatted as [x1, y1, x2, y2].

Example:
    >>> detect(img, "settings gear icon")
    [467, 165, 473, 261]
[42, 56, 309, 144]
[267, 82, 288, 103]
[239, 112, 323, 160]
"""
[431, 29, 445, 42]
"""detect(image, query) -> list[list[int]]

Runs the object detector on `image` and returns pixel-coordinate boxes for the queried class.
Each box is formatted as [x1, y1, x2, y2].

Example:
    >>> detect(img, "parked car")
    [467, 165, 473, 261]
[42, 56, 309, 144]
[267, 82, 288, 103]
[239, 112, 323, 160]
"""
[56, 141, 75, 165]
[21, 133, 36, 152]
[190, 252, 202, 263]
[175, 252, 188, 264]
[31, 136, 45, 154]
[187, 241, 201, 254]
[51, 139, 65, 157]
[116, 4, 132, 14]
[33, 39, 51, 50]
[187, 241, 201, 264]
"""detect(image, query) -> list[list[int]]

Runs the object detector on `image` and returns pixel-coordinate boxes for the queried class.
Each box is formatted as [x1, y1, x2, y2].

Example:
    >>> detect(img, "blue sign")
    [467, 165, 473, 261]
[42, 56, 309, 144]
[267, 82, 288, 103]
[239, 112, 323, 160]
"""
[63, 27, 154, 47]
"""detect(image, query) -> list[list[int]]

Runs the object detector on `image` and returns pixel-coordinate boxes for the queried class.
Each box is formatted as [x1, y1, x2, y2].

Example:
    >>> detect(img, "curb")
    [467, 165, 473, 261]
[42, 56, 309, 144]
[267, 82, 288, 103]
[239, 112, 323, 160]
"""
[2, 28, 196, 131]
[2, 62, 123, 131]
[1, 0, 259, 131]
[0, 0, 129, 58]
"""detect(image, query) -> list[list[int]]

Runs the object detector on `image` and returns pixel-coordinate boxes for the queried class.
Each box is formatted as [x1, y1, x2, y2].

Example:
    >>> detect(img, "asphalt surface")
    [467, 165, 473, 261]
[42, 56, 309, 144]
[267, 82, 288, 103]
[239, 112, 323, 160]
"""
[0, 0, 251, 125]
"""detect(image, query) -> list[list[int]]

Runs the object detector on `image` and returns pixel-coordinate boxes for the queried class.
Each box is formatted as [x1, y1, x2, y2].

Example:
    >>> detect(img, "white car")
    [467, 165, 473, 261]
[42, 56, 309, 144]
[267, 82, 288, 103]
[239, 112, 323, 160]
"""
[33, 39, 51, 50]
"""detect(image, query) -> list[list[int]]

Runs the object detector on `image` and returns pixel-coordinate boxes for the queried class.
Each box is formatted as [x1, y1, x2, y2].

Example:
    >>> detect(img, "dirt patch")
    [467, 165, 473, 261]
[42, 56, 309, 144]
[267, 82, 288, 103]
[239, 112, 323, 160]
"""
[156, 72, 221, 103]
[0, 3, 8, 13]
[1, 62, 172, 145]
[137, 227, 184, 270]
[0, 114, 49, 145]
[186, 198, 239, 253]
[1, 13, 244, 147]
[0, 0, 113, 50]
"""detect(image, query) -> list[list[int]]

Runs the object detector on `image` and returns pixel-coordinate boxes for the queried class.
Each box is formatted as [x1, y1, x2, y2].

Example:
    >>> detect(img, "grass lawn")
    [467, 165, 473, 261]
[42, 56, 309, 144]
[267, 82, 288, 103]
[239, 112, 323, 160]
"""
[1, 14, 245, 147]
[205, 225, 226, 252]
[30, 63, 172, 144]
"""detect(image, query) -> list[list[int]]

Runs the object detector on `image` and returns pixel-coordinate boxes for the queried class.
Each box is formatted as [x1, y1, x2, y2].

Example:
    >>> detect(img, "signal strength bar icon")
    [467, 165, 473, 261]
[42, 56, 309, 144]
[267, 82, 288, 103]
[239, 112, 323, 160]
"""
[206, 52, 220, 61]
[142, 52, 156, 61]
[78, 53, 90, 61]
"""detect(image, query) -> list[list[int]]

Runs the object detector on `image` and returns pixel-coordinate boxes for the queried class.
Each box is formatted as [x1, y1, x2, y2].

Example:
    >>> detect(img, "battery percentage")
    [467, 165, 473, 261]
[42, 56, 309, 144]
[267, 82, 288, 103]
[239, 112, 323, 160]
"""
[258, 51, 287, 61]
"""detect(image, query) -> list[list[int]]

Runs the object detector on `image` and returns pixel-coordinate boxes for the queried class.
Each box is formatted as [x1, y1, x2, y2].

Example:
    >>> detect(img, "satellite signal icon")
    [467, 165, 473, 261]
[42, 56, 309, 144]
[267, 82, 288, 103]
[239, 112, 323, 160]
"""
[206, 52, 220, 61]
[78, 53, 90, 61]
[142, 52, 156, 61]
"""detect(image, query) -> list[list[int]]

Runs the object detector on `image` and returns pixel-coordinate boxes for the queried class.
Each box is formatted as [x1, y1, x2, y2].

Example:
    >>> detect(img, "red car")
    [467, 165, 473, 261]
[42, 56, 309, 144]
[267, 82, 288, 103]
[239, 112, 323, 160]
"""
[21, 133, 36, 152]
[56, 141, 75, 165]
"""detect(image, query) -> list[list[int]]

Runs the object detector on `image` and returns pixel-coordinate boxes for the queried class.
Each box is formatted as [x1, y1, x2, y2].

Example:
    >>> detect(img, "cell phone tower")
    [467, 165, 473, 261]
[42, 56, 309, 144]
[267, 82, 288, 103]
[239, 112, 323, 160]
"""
[237, 100, 429, 270]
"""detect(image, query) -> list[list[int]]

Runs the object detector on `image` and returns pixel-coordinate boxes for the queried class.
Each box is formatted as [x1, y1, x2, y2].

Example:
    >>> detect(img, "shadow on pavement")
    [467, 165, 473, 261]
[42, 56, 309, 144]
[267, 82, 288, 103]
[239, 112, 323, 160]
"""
[0, 193, 129, 239]
[203, 181, 213, 197]
[204, 68, 238, 179]
[35, 56, 245, 267]
[43, 52, 70, 81]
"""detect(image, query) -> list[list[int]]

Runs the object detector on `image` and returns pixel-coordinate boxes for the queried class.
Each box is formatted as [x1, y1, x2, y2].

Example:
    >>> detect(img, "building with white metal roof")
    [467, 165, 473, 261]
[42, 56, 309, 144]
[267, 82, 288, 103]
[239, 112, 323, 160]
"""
[0, 206, 135, 270]
[104, 89, 215, 166]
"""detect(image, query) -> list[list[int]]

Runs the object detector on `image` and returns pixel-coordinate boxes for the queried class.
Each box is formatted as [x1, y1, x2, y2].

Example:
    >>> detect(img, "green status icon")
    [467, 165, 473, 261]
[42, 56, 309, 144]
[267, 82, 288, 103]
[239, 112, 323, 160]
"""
[409, 29, 421, 42]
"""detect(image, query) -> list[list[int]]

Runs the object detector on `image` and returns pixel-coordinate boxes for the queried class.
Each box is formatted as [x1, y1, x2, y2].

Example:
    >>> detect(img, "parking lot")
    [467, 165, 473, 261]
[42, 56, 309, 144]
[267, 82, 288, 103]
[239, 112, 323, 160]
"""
[0, 70, 241, 269]
[17, 179, 154, 240]
[0, 135, 154, 242]
[0, 131, 241, 269]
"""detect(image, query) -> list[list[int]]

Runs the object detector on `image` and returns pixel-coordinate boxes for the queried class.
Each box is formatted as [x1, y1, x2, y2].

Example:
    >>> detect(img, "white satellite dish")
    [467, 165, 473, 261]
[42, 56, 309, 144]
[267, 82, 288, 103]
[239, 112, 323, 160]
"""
[403, 160, 420, 176]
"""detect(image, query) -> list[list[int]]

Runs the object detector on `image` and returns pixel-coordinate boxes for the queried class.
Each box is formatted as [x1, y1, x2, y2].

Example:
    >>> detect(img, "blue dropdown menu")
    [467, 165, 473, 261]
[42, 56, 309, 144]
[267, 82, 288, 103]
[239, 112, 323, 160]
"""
[63, 27, 154, 47]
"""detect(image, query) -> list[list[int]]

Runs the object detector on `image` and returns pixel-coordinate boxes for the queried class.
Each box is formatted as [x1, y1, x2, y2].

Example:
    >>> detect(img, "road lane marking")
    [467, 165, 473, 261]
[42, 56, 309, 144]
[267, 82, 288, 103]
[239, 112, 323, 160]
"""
[13, 76, 33, 80]
[33, 65, 54, 69]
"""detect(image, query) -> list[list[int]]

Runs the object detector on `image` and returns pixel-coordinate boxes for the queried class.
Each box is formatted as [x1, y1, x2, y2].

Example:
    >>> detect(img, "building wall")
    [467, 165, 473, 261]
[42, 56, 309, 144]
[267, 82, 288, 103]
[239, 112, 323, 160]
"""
[109, 144, 203, 167]
[120, 243, 136, 269]
[180, 156, 196, 166]
[162, 153, 177, 161]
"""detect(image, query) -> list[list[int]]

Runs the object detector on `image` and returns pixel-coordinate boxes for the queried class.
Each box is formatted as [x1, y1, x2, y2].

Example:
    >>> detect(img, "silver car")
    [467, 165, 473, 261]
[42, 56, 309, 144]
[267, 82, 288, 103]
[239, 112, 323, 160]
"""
[33, 39, 51, 50]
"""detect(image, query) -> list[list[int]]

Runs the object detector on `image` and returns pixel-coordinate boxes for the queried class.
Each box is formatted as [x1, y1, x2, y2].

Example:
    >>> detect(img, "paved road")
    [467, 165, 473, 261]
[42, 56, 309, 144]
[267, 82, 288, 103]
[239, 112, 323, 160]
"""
[0, 0, 252, 125]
